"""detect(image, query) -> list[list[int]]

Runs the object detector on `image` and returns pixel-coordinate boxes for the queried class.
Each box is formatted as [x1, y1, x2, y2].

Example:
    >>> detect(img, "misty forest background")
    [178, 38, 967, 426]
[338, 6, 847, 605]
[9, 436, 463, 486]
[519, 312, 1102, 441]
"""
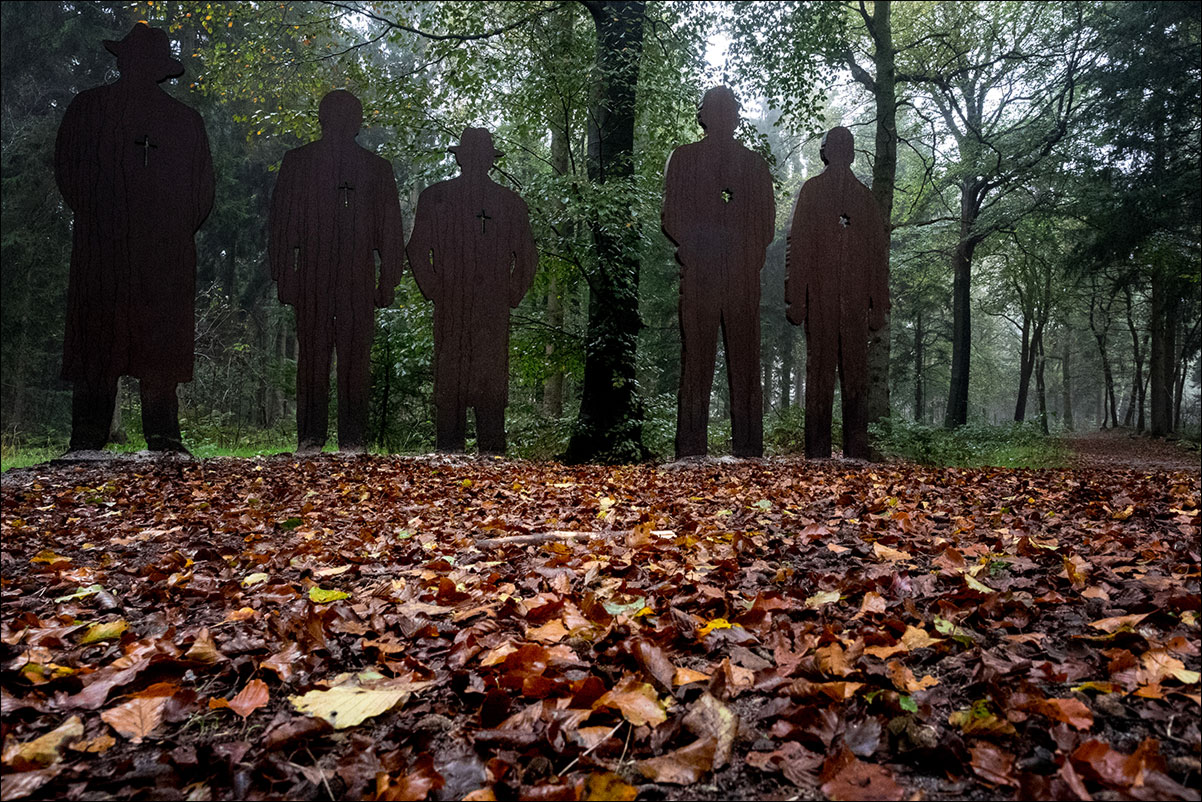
[1, 0, 1199, 465]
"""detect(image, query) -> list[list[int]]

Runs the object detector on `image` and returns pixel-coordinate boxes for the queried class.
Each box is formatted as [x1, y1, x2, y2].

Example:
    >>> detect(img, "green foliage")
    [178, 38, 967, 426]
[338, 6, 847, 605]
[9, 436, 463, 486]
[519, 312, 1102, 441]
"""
[870, 419, 1066, 469]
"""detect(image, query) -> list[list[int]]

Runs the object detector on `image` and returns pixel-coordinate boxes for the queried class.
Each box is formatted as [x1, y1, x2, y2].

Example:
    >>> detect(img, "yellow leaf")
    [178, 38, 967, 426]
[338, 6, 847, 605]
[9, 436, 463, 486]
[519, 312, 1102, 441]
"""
[31, 550, 72, 564]
[964, 573, 994, 594]
[2, 716, 82, 769]
[698, 618, 733, 636]
[290, 677, 426, 729]
[308, 587, 349, 604]
[242, 572, 269, 587]
[80, 619, 128, 644]
[806, 590, 841, 608]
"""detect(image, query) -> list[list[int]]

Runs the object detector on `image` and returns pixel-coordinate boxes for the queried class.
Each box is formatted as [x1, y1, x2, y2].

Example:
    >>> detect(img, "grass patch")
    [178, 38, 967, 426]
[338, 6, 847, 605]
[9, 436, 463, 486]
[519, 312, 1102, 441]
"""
[870, 419, 1067, 469]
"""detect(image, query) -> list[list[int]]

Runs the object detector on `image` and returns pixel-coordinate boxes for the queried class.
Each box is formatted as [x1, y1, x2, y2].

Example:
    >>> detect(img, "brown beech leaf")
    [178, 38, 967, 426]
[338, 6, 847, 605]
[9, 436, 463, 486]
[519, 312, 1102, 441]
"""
[262, 642, 303, 683]
[681, 692, 737, 768]
[1039, 697, 1093, 730]
[819, 746, 905, 801]
[594, 676, 666, 727]
[184, 627, 224, 663]
[210, 678, 269, 719]
[746, 741, 824, 788]
[374, 753, 444, 801]
[970, 743, 1018, 787]
[101, 696, 166, 743]
[636, 737, 717, 784]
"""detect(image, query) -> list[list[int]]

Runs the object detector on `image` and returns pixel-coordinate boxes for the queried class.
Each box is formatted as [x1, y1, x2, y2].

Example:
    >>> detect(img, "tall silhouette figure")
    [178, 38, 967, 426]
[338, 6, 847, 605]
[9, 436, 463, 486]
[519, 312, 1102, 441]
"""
[786, 127, 889, 459]
[269, 90, 404, 454]
[406, 128, 537, 454]
[55, 23, 214, 453]
[662, 86, 775, 459]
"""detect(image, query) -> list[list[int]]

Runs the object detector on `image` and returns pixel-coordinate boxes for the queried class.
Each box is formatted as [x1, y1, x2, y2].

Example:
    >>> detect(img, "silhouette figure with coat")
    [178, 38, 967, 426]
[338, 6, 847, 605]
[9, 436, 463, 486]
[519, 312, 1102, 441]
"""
[269, 89, 404, 454]
[55, 23, 214, 453]
[785, 126, 889, 459]
[662, 86, 775, 459]
[406, 128, 537, 454]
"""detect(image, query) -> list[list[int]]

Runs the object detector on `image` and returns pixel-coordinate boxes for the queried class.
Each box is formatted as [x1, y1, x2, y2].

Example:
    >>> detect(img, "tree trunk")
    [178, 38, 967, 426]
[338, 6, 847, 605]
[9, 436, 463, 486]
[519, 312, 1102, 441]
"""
[1122, 285, 1143, 429]
[1035, 328, 1048, 434]
[542, 15, 573, 418]
[945, 216, 978, 428]
[762, 345, 774, 416]
[565, 0, 647, 463]
[1148, 264, 1173, 436]
[108, 381, 127, 444]
[1014, 315, 1033, 422]
[1060, 331, 1073, 431]
[865, 0, 896, 426]
[914, 310, 925, 423]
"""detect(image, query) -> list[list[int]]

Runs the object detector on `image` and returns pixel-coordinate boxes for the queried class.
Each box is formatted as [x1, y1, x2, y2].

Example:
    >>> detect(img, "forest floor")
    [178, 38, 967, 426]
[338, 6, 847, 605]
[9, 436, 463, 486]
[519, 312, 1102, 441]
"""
[1, 441, 1198, 801]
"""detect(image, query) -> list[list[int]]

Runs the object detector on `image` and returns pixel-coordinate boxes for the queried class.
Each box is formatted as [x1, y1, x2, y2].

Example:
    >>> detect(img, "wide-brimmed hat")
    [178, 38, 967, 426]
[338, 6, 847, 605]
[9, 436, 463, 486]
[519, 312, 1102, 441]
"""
[448, 127, 504, 160]
[104, 23, 185, 81]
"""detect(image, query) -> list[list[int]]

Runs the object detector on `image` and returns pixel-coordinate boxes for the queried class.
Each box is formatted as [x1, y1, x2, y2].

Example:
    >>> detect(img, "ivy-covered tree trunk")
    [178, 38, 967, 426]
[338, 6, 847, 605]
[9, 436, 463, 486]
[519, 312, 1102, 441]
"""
[565, 0, 647, 463]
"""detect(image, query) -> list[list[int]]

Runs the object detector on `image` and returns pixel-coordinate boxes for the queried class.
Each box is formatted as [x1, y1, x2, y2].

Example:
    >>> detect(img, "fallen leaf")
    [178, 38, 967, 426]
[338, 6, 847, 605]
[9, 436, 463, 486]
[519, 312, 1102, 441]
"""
[873, 542, 911, 562]
[1, 716, 82, 769]
[673, 666, 712, 686]
[806, 590, 841, 608]
[308, 586, 349, 604]
[101, 696, 166, 743]
[819, 745, 905, 801]
[681, 692, 737, 767]
[594, 676, 666, 727]
[636, 737, 716, 784]
[526, 619, 568, 644]
[79, 619, 128, 644]
[290, 676, 426, 729]
[970, 743, 1017, 787]
[583, 772, 637, 801]
[1089, 613, 1150, 634]
[209, 678, 269, 718]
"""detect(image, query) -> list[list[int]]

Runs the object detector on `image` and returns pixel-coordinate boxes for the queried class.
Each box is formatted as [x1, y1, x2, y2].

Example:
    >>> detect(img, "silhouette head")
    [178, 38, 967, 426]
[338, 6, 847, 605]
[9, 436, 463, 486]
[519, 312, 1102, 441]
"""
[104, 23, 184, 83]
[318, 90, 363, 141]
[449, 127, 504, 174]
[820, 127, 854, 167]
[698, 86, 740, 139]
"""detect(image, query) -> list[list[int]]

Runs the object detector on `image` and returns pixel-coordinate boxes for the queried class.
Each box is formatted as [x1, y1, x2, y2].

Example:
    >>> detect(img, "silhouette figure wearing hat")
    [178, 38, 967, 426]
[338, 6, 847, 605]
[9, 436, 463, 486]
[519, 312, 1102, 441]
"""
[662, 86, 775, 459]
[269, 90, 404, 454]
[55, 22, 214, 453]
[785, 127, 889, 459]
[406, 127, 537, 454]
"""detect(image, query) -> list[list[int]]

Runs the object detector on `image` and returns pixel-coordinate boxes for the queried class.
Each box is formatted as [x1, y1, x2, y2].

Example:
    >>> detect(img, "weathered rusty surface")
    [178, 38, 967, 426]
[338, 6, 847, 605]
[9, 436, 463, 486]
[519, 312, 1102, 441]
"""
[786, 127, 890, 460]
[55, 23, 214, 452]
[663, 86, 775, 458]
[406, 127, 537, 454]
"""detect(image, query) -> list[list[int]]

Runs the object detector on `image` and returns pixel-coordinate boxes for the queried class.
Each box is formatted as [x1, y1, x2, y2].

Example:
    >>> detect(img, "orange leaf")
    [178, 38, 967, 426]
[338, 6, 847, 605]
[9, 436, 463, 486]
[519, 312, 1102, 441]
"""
[211, 678, 270, 719]
[1040, 697, 1094, 730]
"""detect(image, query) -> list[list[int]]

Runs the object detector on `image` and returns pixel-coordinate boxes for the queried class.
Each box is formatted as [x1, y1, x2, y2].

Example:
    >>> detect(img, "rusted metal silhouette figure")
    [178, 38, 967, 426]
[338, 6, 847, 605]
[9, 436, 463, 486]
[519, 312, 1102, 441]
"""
[662, 86, 775, 459]
[406, 128, 537, 454]
[55, 23, 214, 453]
[269, 90, 404, 454]
[786, 127, 889, 459]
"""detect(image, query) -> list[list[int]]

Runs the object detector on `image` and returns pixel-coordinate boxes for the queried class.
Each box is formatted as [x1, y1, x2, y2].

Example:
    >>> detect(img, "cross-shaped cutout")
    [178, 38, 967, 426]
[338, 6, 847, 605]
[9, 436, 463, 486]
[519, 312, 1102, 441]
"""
[477, 208, 491, 234]
[839, 214, 851, 228]
[135, 134, 157, 167]
[338, 182, 354, 208]
[721, 188, 733, 204]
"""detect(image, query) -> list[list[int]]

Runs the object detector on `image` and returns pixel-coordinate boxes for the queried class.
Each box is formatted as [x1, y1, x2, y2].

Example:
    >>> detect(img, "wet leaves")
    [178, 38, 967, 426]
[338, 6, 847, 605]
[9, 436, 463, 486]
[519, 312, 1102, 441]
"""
[1, 454, 1198, 800]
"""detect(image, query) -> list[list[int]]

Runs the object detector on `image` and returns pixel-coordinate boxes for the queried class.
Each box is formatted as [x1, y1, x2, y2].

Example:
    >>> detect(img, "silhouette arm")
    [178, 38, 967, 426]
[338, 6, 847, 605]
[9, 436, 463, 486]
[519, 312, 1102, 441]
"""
[193, 116, 216, 230]
[784, 191, 809, 326]
[54, 97, 85, 214]
[660, 150, 686, 251]
[510, 199, 538, 308]
[268, 151, 300, 306]
[405, 190, 437, 302]
[375, 165, 405, 308]
[756, 158, 776, 252]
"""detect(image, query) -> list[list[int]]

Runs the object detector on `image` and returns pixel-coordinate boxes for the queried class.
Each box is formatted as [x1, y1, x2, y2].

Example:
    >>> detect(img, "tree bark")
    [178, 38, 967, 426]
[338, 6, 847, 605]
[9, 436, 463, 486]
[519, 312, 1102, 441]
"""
[564, 0, 647, 463]
[1148, 263, 1173, 436]
[1060, 331, 1074, 431]
[945, 199, 979, 428]
[914, 310, 924, 423]
[1014, 315, 1033, 422]
[1035, 328, 1048, 434]
[863, 0, 896, 427]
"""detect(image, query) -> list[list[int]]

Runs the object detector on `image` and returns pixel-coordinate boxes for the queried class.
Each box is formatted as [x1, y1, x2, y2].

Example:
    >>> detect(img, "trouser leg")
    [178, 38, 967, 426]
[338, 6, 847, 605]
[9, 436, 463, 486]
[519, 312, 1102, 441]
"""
[676, 291, 720, 459]
[839, 322, 870, 459]
[140, 376, 184, 452]
[335, 312, 373, 453]
[475, 394, 507, 455]
[804, 316, 837, 459]
[722, 304, 763, 458]
[435, 401, 467, 453]
[69, 376, 117, 452]
[296, 316, 333, 452]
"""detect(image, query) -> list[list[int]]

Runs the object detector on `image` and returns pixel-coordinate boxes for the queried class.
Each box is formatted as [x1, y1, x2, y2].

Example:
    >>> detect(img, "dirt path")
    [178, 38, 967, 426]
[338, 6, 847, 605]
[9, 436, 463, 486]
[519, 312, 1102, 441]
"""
[1064, 427, 1200, 472]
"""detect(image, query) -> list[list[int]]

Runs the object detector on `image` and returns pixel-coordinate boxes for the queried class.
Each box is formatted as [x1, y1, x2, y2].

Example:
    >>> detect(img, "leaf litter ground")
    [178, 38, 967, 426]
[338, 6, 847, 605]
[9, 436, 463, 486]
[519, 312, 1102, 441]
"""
[1, 452, 1198, 801]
